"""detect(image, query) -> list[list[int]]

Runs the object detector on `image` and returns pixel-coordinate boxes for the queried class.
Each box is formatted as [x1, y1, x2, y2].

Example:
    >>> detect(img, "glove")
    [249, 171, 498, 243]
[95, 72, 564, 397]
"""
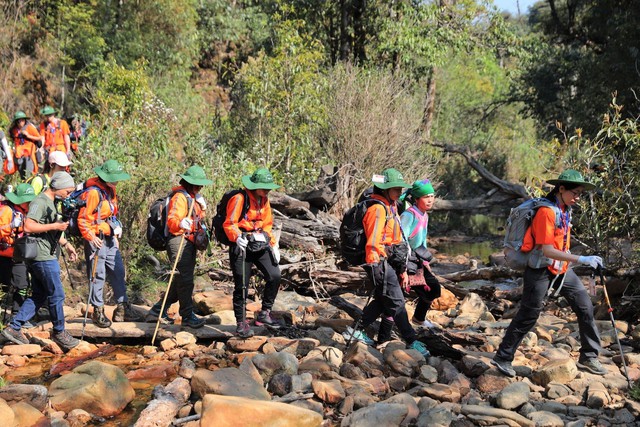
[271, 246, 281, 264]
[195, 193, 207, 210]
[578, 255, 603, 269]
[236, 235, 248, 252]
[11, 213, 23, 229]
[179, 217, 193, 231]
[113, 226, 122, 238]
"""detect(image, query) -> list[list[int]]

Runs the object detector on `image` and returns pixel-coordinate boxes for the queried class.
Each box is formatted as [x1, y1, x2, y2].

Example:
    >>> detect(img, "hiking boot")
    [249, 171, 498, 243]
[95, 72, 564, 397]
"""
[577, 358, 607, 375]
[113, 302, 143, 322]
[236, 321, 254, 338]
[491, 357, 516, 377]
[2, 326, 29, 345]
[182, 312, 205, 329]
[342, 326, 375, 346]
[255, 310, 279, 327]
[408, 340, 431, 358]
[92, 305, 112, 328]
[52, 330, 80, 352]
[145, 302, 174, 325]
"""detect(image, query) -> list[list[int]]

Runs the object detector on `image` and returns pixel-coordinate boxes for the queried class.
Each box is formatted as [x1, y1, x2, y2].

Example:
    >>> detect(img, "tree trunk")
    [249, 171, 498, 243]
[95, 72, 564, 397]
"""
[133, 377, 191, 427]
[420, 67, 437, 141]
[339, 0, 351, 61]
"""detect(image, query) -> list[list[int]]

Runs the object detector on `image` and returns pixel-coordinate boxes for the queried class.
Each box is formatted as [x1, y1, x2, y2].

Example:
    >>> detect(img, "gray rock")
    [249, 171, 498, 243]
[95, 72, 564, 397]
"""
[290, 373, 313, 393]
[531, 359, 578, 386]
[568, 405, 603, 417]
[340, 363, 366, 381]
[518, 402, 536, 417]
[460, 356, 489, 378]
[268, 373, 292, 396]
[437, 360, 460, 384]
[612, 408, 636, 424]
[545, 382, 572, 399]
[586, 382, 610, 408]
[415, 406, 456, 427]
[178, 357, 196, 379]
[341, 403, 408, 427]
[521, 331, 538, 348]
[383, 393, 419, 426]
[0, 384, 48, 411]
[308, 327, 345, 347]
[291, 399, 324, 415]
[252, 351, 299, 382]
[527, 410, 564, 427]
[419, 365, 438, 383]
[495, 382, 530, 410]
[417, 396, 438, 412]
[536, 401, 568, 415]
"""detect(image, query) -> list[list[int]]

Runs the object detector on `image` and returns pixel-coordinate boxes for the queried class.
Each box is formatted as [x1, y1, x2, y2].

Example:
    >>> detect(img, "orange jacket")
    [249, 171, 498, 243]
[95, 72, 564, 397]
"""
[78, 177, 118, 241]
[0, 203, 26, 258]
[223, 189, 275, 246]
[166, 186, 205, 244]
[363, 194, 403, 264]
[10, 123, 41, 176]
[40, 118, 70, 153]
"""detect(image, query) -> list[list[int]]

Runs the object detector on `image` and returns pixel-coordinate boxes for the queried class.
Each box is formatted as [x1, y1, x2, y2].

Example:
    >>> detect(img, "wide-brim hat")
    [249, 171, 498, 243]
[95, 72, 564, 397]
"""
[547, 169, 596, 191]
[40, 106, 57, 116]
[48, 151, 72, 167]
[13, 111, 28, 121]
[179, 165, 213, 186]
[372, 168, 410, 190]
[94, 159, 130, 183]
[241, 167, 280, 190]
[5, 183, 36, 205]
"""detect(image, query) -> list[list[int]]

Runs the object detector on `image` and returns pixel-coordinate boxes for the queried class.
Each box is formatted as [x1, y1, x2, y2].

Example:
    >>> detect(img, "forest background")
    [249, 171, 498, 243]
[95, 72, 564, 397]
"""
[0, 0, 638, 297]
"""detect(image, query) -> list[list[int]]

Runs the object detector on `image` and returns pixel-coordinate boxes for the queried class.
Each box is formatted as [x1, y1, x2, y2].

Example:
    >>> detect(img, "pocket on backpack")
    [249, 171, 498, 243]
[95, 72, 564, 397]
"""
[13, 236, 38, 262]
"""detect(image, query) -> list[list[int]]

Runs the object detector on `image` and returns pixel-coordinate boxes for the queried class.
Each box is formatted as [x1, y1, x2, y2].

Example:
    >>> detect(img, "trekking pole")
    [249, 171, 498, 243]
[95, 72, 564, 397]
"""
[81, 238, 101, 341]
[151, 201, 195, 345]
[597, 266, 632, 388]
[346, 263, 379, 348]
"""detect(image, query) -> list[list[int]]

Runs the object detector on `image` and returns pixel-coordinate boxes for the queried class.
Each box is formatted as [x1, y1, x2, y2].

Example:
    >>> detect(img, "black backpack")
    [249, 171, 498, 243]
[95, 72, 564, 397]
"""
[147, 189, 192, 251]
[64, 184, 107, 237]
[340, 196, 388, 266]
[212, 189, 250, 246]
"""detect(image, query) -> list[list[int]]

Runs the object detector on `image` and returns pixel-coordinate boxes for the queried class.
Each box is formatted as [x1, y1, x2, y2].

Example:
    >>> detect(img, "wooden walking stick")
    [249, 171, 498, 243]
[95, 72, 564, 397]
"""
[151, 199, 195, 345]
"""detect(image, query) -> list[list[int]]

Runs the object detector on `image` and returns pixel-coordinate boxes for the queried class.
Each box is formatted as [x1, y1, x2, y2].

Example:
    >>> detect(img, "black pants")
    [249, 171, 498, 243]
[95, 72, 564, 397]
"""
[412, 266, 442, 321]
[496, 267, 601, 362]
[155, 235, 197, 319]
[230, 245, 281, 323]
[0, 256, 29, 313]
[361, 260, 416, 343]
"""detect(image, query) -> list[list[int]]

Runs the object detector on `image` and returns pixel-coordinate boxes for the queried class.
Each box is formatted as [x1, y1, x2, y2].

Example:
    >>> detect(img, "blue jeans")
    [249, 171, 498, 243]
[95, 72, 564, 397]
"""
[84, 236, 127, 306]
[11, 259, 66, 333]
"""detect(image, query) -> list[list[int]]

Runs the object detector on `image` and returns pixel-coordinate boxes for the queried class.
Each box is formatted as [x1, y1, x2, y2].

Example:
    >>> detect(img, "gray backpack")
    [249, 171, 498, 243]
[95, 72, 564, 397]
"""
[503, 198, 563, 271]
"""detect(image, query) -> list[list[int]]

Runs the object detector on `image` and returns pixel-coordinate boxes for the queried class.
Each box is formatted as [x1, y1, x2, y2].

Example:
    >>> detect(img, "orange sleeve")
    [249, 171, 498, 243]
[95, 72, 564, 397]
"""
[167, 192, 190, 235]
[363, 203, 388, 264]
[61, 120, 70, 136]
[24, 124, 42, 142]
[530, 207, 558, 246]
[0, 205, 13, 241]
[262, 200, 275, 246]
[223, 193, 245, 243]
[78, 188, 110, 241]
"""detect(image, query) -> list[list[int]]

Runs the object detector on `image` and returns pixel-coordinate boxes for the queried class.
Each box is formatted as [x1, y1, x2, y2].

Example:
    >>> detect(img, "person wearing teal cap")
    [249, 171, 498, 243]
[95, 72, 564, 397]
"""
[493, 169, 606, 377]
[147, 165, 212, 329]
[399, 179, 441, 330]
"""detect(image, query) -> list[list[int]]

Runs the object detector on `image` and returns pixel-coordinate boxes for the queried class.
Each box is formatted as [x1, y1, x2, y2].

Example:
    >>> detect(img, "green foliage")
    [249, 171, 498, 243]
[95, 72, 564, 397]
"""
[630, 383, 640, 401]
[94, 60, 154, 116]
[0, 376, 7, 388]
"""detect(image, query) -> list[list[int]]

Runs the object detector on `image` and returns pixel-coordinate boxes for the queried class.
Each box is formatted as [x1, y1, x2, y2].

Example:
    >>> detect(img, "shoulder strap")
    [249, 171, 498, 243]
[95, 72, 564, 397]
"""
[406, 206, 428, 239]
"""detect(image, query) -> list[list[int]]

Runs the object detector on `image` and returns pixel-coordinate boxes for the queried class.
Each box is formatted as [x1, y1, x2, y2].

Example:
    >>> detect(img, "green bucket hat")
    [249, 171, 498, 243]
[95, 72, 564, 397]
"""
[40, 106, 57, 116]
[410, 179, 435, 198]
[5, 183, 36, 205]
[179, 165, 213, 186]
[547, 169, 596, 191]
[372, 168, 410, 190]
[13, 111, 28, 121]
[242, 168, 280, 190]
[94, 159, 131, 183]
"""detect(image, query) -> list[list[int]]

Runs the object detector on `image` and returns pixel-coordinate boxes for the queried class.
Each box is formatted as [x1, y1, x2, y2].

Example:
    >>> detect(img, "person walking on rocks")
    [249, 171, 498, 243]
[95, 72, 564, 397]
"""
[344, 168, 430, 357]
[39, 106, 71, 159]
[0, 184, 37, 320]
[147, 165, 211, 329]
[492, 169, 606, 377]
[399, 179, 441, 329]
[1, 172, 79, 352]
[9, 111, 43, 179]
[223, 167, 282, 338]
[78, 160, 141, 327]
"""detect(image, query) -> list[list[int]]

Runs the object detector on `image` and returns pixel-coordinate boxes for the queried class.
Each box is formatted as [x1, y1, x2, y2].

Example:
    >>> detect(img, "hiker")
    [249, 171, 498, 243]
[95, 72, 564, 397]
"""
[29, 151, 72, 195]
[9, 111, 43, 179]
[344, 168, 430, 357]
[0, 184, 36, 323]
[1, 172, 79, 352]
[399, 179, 441, 329]
[68, 114, 86, 153]
[39, 106, 71, 159]
[77, 159, 141, 327]
[222, 167, 282, 338]
[147, 165, 211, 329]
[492, 169, 606, 377]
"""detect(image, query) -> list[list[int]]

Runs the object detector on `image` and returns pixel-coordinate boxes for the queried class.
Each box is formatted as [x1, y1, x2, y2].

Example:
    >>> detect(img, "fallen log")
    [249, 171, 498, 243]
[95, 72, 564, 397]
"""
[437, 266, 517, 282]
[134, 377, 191, 427]
[48, 344, 116, 377]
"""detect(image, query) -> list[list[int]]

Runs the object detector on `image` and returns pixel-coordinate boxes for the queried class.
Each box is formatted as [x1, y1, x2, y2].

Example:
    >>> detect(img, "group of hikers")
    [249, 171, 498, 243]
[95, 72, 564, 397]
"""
[0, 116, 610, 377]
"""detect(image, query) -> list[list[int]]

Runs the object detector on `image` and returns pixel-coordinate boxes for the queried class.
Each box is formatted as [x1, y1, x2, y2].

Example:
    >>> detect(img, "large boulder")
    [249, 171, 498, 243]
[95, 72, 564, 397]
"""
[191, 368, 270, 400]
[0, 398, 15, 427]
[200, 394, 322, 427]
[531, 359, 578, 387]
[11, 401, 47, 426]
[251, 351, 299, 382]
[0, 384, 48, 411]
[193, 290, 233, 314]
[49, 361, 135, 417]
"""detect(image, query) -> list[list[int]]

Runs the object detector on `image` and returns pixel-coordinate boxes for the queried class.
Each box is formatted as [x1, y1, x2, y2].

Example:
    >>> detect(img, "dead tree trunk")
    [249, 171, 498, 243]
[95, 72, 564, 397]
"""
[133, 377, 191, 427]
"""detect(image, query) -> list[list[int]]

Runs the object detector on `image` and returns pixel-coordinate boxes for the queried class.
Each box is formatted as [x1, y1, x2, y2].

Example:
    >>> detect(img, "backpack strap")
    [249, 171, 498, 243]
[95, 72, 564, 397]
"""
[406, 205, 428, 239]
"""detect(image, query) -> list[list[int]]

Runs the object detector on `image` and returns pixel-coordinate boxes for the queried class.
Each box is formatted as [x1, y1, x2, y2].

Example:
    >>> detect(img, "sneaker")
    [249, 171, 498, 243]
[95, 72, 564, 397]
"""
[342, 326, 375, 346]
[410, 317, 437, 329]
[2, 326, 29, 345]
[113, 302, 143, 322]
[182, 312, 205, 329]
[255, 310, 279, 327]
[236, 321, 255, 338]
[491, 358, 516, 377]
[52, 330, 80, 352]
[408, 340, 431, 358]
[577, 358, 607, 375]
[92, 306, 112, 328]
[145, 302, 174, 325]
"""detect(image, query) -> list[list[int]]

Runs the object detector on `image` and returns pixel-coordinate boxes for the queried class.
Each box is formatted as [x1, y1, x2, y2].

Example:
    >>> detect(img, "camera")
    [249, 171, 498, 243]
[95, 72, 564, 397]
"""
[60, 197, 83, 221]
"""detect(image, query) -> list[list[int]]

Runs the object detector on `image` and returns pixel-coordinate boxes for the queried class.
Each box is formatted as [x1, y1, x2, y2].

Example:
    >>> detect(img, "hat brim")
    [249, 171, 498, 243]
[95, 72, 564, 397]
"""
[374, 180, 410, 190]
[95, 167, 131, 183]
[546, 179, 596, 191]
[6, 192, 36, 205]
[179, 174, 213, 186]
[242, 175, 280, 190]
